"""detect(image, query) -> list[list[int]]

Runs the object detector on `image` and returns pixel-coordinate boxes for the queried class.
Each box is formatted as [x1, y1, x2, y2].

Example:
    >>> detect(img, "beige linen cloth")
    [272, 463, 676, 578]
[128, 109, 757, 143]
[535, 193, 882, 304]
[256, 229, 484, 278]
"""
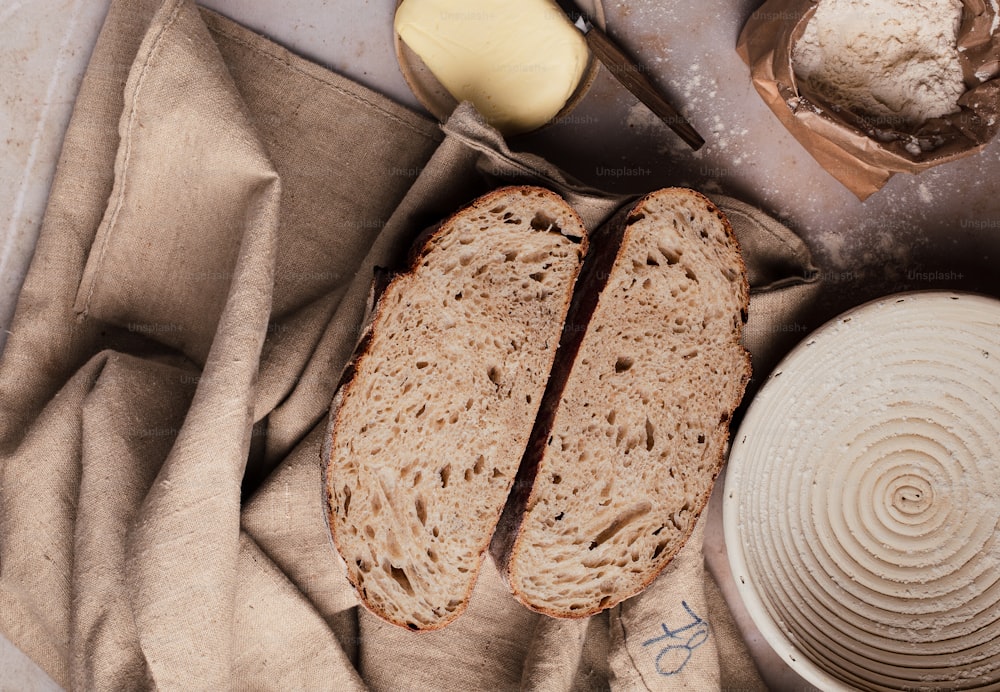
[0, 0, 821, 689]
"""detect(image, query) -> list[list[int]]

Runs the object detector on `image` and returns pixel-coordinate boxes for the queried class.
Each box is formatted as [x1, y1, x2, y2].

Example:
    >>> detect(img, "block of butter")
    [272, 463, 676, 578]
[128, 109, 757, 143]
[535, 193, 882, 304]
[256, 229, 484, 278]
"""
[394, 0, 590, 135]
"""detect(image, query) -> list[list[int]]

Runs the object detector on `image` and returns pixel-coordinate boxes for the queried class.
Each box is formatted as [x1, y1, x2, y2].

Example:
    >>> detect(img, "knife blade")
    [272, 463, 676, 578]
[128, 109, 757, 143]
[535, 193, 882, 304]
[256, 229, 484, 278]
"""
[555, 0, 705, 150]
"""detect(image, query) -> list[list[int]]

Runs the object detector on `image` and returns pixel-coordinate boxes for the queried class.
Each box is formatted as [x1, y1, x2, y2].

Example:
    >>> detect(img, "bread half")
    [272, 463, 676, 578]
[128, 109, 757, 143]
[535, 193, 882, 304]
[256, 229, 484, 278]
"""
[492, 188, 750, 618]
[324, 186, 588, 630]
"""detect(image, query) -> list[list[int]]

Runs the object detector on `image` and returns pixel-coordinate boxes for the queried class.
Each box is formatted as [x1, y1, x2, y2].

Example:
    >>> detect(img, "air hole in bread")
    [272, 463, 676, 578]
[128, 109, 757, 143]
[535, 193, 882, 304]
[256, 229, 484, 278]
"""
[645, 253, 660, 267]
[551, 473, 562, 485]
[504, 218, 521, 225]
[385, 530, 404, 559]
[614, 357, 633, 373]
[489, 205, 506, 214]
[504, 250, 518, 262]
[342, 487, 351, 514]
[464, 468, 473, 482]
[658, 244, 681, 265]
[487, 366, 502, 386]
[364, 525, 375, 539]
[590, 502, 652, 550]
[530, 211, 561, 234]
[439, 465, 451, 488]
[645, 417, 655, 452]
[412, 471, 422, 487]
[529, 271, 545, 282]
[615, 426, 626, 447]
[697, 434, 705, 444]
[473, 456, 485, 475]
[683, 266, 698, 282]
[555, 511, 565, 521]
[520, 248, 553, 263]
[416, 361, 429, 369]
[415, 403, 426, 418]
[669, 510, 687, 533]
[415, 497, 427, 525]
[606, 410, 616, 425]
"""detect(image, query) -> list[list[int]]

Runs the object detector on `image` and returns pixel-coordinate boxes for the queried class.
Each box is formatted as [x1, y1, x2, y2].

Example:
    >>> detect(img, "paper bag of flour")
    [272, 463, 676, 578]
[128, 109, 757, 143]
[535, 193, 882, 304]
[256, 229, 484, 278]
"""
[737, 0, 1000, 199]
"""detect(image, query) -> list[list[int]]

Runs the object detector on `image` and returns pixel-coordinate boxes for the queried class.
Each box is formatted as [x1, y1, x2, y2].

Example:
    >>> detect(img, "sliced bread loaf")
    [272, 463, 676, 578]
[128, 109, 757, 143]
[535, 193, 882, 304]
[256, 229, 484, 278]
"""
[323, 186, 588, 630]
[491, 188, 751, 618]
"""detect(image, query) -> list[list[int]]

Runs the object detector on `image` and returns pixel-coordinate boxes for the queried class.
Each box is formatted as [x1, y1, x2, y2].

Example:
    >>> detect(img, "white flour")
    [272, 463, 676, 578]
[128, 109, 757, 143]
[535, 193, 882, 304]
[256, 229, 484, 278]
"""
[792, 0, 966, 125]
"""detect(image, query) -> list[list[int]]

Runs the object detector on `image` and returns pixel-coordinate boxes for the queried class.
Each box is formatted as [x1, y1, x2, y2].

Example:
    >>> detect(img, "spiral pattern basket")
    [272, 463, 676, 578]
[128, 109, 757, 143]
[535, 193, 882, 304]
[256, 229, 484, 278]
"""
[725, 292, 1000, 691]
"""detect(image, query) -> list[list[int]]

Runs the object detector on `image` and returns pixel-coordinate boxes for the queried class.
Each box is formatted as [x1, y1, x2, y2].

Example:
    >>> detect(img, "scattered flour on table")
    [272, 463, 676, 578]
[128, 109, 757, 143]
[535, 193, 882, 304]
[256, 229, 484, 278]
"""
[917, 182, 934, 203]
[626, 102, 695, 158]
[792, 0, 966, 125]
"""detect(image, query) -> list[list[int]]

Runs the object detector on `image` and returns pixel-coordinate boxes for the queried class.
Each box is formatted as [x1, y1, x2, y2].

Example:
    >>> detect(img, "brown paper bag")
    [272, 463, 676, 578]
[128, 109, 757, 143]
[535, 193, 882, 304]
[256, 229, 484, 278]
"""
[737, 0, 1000, 199]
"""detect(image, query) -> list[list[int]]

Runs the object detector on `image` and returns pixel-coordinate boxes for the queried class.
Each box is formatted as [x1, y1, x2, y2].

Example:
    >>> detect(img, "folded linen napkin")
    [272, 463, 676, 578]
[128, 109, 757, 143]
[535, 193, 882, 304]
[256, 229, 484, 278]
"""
[0, 1, 820, 688]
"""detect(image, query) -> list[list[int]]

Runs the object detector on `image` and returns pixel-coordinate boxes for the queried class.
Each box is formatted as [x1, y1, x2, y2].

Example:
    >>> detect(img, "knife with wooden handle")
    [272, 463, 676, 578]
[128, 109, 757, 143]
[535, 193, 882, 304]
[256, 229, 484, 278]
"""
[556, 0, 705, 150]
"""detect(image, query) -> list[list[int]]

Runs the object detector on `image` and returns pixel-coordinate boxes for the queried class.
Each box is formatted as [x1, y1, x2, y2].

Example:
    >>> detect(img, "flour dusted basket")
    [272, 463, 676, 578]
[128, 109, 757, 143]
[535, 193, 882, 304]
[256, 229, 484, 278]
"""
[725, 292, 1000, 690]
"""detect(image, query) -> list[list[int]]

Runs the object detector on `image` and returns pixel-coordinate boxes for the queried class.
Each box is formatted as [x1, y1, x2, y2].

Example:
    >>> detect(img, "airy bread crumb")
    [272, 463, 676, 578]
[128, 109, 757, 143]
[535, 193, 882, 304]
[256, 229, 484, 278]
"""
[325, 186, 587, 630]
[494, 188, 751, 618]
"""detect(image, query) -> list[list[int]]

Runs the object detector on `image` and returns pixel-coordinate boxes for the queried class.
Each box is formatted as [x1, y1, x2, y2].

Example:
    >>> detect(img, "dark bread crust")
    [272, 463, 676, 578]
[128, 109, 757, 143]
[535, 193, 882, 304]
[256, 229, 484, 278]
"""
[493, 188, 751, 619]
[323, 185, 588, 630]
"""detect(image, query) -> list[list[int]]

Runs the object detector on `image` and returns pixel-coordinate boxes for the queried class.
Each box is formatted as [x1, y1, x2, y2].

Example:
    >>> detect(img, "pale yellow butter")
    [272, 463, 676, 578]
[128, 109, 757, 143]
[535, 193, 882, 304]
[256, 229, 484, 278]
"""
[395, 0, 590, 134]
